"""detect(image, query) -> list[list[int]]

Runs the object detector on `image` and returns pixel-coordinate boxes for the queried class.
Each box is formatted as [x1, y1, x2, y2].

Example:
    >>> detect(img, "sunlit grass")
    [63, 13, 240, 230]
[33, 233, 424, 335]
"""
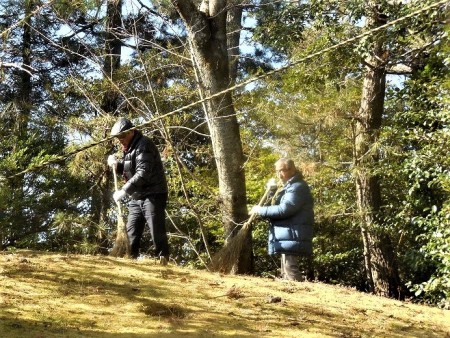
[1, 250, 449, 338]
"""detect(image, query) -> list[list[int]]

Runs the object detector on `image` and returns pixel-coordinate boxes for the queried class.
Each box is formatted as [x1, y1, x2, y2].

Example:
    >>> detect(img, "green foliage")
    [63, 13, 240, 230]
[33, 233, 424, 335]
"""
[164, 156, 222, 267]
[407, 206, 450, 306]
[0, 0, 448, 305]
[48, 211, 106, 254]
[51, 0, 100, 18]
[380, 21, 450, 304]
[245, 0, 449, 302]
[243, 6, 365, 284]
[252, 0, 308, 54]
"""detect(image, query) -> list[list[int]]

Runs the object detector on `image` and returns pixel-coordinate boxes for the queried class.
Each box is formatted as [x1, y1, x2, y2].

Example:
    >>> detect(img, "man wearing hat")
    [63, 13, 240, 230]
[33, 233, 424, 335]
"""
[107, 117, 170, 264]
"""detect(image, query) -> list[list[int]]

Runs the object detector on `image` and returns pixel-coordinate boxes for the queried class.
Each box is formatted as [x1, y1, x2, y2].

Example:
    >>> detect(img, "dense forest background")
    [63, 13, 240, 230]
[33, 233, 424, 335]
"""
[0, 0, 448, 307]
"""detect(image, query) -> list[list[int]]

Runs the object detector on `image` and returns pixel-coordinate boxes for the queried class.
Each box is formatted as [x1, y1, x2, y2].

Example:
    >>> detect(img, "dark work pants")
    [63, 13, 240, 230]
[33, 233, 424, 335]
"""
[126, 194, 169, 259]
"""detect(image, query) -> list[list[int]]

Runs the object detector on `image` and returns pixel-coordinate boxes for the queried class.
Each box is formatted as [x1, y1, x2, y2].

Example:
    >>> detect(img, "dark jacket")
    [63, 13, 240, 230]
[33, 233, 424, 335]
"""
[116, 131, 168, 200]
[258, 173, 314, 256]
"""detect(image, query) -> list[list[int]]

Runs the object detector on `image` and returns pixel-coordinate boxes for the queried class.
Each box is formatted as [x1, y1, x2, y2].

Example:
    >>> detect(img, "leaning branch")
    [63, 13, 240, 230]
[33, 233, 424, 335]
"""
[0, 61, 36, 75]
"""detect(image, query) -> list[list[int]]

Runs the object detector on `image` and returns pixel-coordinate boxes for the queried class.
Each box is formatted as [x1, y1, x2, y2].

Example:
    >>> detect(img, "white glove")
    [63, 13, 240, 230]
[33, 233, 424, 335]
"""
[113, 189, 126, 202]
[249, 205, 261, 215]
[266, 178, 278, 191]
[107, 155, 117, 167]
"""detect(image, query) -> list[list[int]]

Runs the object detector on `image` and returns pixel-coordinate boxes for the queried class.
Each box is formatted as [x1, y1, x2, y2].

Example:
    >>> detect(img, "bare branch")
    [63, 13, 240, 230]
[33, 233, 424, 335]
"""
[0, 61, 36, 75]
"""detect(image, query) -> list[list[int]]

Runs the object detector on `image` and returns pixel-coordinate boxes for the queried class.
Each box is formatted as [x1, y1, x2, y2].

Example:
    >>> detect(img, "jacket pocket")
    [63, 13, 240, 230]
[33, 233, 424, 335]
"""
[273, 226, 295, 241]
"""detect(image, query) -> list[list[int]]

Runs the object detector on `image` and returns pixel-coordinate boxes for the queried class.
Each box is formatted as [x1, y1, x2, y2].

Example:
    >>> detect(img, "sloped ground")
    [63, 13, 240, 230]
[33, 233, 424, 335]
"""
[0, 250, 449, 338]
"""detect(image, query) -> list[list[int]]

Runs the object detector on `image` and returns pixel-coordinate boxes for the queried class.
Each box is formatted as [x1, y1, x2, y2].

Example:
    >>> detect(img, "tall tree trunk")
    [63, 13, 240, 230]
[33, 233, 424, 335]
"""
[10, 0, 34, 239]
[93, 0, 123, 248]
[173, 0, 252, 273]
[101, 0, 122, 114]
[354, 3, 401, 298]
[227, 1, 244, 86]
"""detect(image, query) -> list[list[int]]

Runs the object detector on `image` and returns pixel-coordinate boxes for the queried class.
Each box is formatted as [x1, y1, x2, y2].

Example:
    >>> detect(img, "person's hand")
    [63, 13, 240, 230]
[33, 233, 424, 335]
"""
[266, 178, 278, 191]
[113, 190, 126, 202]
[107, 154, 117, 167]
[249, 205, 261, 215]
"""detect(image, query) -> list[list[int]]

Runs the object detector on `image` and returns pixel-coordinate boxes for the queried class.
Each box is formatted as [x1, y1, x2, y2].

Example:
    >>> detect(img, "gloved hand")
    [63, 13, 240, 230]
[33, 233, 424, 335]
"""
[113, 189, 126, 202]
[107, 154, 117, 167]
[266, 178, 278, 191]
[249, 205, 261, 215]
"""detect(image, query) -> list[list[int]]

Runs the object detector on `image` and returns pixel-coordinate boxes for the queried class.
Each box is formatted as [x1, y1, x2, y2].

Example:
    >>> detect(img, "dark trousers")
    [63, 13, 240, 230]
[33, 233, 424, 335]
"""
[126, 194, 169, 259]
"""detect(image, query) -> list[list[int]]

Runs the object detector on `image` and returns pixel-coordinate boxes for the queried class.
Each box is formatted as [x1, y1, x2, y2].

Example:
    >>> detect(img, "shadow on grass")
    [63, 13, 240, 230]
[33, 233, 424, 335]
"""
[1, 251, 448, 338]
[2, 301, 446, 338]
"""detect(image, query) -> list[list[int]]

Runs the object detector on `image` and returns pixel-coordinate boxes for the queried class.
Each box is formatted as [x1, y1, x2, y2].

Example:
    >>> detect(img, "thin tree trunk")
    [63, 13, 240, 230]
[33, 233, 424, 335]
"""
[10, 0, 34, 237]
[354, 3, 402, 298]
[101, 0, 123, 114]
[93, 0, 123, 250]
[173, 0, 252, 273]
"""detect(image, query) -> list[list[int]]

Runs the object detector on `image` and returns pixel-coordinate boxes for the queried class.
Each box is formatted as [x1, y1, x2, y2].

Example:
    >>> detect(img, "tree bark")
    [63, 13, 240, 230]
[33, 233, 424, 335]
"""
[354, 3, 402, 298]
[227, 1, 244, 86]
[94, 0, 123, 250]
[172, 0, 252, 273]
[9, 0, 34, 240]
[100, 0, 123, 114]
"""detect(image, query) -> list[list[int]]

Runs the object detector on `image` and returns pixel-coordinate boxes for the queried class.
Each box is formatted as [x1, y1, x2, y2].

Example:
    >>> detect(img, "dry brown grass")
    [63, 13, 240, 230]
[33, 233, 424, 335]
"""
[1, 250, 449, 338]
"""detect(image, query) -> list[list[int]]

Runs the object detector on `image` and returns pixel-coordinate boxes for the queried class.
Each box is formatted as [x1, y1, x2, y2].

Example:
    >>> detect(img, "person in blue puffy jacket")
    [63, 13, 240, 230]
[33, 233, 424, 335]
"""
[251, 158, 314, 281]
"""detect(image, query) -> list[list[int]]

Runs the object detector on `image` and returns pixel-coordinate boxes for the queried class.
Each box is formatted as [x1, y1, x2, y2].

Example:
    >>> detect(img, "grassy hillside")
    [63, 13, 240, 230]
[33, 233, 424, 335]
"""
[1, 250, 449, 338]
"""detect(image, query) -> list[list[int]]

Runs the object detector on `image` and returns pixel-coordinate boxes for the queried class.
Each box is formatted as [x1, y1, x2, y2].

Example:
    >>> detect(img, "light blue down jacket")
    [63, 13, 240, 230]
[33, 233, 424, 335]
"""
[258, 173, 314, 256]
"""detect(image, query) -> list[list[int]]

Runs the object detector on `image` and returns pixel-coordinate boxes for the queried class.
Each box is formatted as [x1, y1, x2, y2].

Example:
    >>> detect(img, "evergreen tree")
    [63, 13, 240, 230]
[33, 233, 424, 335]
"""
[244, 0, 448, 299]
[0, 0, 88, 250]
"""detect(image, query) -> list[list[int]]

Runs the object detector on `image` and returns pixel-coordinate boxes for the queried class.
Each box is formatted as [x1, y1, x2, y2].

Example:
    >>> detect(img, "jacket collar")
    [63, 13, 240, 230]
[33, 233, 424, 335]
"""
[284, 172, 302, 187]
